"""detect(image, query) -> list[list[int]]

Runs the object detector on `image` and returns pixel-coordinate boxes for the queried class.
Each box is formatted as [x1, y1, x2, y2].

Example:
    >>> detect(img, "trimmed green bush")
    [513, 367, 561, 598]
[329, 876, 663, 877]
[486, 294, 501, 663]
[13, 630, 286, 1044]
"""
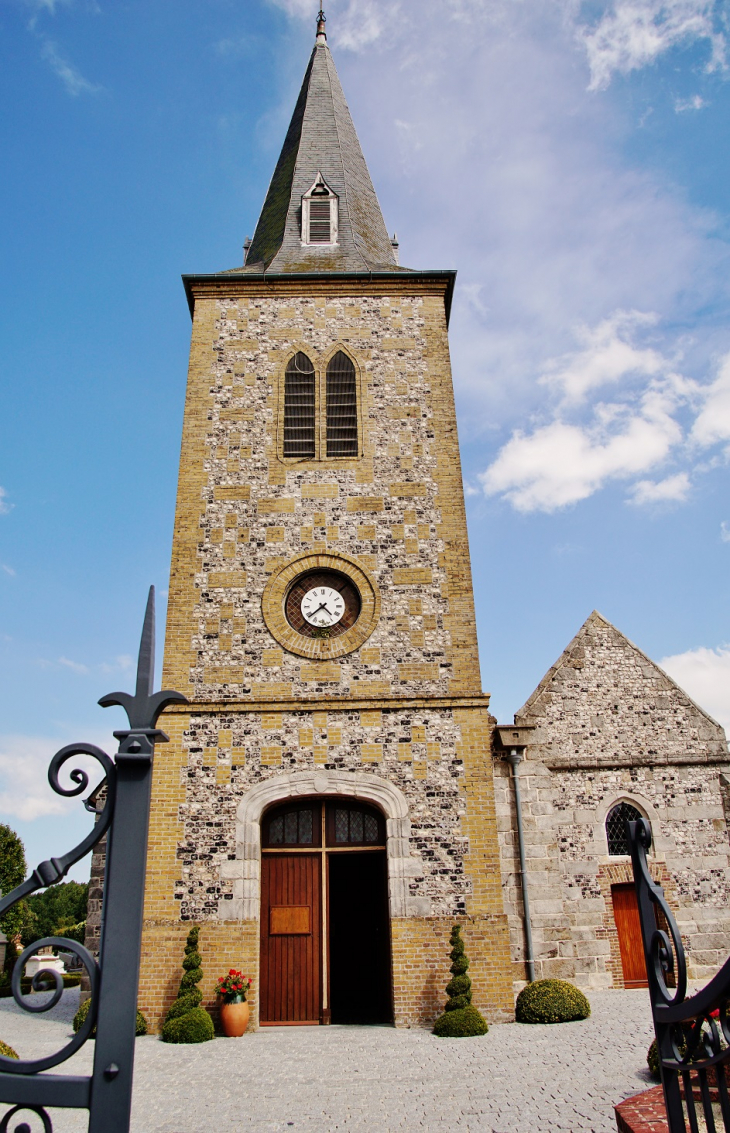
[647, 1035, 688, 1080]
[165, 990, 202, 1021]
[0, 1040, 18, 1058]
[515, 979, 590, 1024]
[72, 996, 147, 1037]
[647, 1038, 660, 1079]
[161, 927, 212, 1044]
[432, 925, 489, 1037]
[433, 1006, 489, 1037]
[160, 1006, 214, 1044]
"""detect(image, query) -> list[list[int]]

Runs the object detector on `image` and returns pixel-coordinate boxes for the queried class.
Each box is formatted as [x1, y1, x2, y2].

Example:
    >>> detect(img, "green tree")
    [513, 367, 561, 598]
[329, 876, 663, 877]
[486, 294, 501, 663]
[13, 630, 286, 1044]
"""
[22, 882, 89, 947]
[0, 824, 29, 950]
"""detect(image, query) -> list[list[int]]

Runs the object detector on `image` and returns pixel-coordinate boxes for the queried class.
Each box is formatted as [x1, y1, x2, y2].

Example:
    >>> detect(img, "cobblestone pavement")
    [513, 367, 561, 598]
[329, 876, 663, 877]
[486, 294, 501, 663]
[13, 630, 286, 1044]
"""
[0, 988, 657, 1131]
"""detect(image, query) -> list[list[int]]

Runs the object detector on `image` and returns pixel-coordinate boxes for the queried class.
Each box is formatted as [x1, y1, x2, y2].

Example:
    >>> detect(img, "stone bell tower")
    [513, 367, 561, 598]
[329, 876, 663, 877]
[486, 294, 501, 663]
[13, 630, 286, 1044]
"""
[139, 9, 513, 1030]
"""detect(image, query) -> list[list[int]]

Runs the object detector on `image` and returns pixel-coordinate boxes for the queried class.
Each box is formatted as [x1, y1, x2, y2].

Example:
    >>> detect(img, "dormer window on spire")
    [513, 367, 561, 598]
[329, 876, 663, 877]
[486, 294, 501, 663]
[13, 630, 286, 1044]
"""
[302, 173, 338, 247]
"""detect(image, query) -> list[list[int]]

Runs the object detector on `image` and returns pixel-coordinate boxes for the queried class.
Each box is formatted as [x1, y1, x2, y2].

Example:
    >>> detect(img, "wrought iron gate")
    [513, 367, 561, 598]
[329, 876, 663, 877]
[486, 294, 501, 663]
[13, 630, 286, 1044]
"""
[0, 588, 186, 1133]
[628, 817, 730, 1132]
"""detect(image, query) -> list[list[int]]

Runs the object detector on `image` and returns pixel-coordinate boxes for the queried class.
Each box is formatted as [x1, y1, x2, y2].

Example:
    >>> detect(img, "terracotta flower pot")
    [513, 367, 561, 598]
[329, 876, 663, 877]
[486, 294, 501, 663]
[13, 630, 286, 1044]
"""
[219, 998, 249, 1037]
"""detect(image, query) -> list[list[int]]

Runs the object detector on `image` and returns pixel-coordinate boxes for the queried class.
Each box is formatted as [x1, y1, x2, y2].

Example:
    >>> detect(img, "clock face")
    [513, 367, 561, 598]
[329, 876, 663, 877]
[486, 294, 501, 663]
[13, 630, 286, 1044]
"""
[301, 585, 345, 628]
[285, 570, 361, 638]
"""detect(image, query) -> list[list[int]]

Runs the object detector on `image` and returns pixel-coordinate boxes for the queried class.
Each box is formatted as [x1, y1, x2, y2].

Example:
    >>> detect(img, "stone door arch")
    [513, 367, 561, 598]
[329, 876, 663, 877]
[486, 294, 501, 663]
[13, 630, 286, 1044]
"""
[218, 769, 424, 922]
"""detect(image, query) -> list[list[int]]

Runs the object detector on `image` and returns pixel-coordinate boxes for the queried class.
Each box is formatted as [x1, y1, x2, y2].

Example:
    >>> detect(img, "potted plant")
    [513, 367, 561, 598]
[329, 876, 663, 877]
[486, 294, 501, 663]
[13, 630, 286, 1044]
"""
[215, 970, 252, 1037]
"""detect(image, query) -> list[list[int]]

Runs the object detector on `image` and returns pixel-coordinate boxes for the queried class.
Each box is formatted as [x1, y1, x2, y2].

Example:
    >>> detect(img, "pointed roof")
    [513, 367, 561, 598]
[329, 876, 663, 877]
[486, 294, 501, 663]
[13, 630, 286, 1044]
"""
[245, 26, 399, 273]
[513, 610, 728, 767]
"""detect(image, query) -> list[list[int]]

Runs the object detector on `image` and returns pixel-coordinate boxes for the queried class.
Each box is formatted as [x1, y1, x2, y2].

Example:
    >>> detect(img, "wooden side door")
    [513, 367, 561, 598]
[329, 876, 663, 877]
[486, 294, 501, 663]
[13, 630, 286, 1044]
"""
[260, 853, 321, 1024]
[612, 883, 648, 988]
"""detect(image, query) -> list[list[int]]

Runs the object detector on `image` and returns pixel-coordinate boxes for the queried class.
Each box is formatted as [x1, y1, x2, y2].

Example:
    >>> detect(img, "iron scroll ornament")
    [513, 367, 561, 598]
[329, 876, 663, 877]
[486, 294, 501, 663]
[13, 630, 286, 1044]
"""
[628, 817, 730, 1132]
[627, 818, 687, 1007]
[0, 587, 188, 1133]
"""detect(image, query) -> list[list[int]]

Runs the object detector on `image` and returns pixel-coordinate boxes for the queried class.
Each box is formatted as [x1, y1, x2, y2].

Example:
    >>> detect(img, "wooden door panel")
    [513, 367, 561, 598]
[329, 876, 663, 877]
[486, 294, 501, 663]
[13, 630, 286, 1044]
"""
[261, 854, 321, 1023]
[612, 883, 648, 989]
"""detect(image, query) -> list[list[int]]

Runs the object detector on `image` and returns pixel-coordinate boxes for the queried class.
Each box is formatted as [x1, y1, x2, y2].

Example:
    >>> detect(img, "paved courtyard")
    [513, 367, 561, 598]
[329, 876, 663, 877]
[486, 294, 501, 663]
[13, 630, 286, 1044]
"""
[0, 987, 657, 1131]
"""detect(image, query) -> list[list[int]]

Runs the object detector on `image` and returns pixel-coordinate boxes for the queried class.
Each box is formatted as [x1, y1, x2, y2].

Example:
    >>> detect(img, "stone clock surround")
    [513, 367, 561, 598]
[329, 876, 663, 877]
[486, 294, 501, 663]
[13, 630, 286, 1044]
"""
[261, 550, 380, 659]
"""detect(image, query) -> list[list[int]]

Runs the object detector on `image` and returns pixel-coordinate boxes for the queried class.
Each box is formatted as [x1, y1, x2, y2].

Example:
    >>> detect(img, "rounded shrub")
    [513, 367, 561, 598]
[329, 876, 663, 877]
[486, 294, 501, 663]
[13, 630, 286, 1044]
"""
[0, 1040, 18, 1058]
[647, 1035, 687, 1080]
[433, 1006, 489, 1038]
[72, 997, 148, 1037]
[160, 1007, 214, 1045]
[432, 925, 489, 1037]
[72, 996, 91, 1033]
[647, 1039, 660, 1079]
[515, 979, 590, 1024]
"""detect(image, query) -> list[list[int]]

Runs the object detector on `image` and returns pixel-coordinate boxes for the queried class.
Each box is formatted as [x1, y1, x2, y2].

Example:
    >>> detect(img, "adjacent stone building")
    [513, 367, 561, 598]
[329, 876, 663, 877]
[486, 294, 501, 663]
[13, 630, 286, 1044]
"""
[494, 611, 730, 993]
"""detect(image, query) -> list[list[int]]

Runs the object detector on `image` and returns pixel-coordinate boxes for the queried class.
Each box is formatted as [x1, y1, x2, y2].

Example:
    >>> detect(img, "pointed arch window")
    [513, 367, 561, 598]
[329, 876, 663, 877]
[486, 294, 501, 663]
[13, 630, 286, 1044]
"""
[283, 352, 316, 457]
[302, 173, 338, 247]
[326, 351, 358, 456]
[606, 801, 645, 856]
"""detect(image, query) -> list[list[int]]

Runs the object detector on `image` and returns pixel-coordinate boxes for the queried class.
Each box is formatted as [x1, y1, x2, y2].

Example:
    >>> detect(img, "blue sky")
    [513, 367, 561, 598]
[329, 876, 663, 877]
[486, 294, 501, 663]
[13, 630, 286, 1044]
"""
[1, 0, 729, 880]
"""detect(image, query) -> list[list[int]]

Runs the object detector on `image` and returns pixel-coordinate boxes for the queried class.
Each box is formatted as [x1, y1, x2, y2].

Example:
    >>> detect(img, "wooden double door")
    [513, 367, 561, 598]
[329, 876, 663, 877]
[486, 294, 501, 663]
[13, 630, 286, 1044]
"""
[260, 797, 392, 1026]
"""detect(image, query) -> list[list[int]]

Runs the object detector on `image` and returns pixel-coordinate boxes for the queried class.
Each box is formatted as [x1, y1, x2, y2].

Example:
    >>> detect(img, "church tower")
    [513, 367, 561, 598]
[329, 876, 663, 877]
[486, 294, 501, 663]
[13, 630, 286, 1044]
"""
[139, 10, 513, 1029]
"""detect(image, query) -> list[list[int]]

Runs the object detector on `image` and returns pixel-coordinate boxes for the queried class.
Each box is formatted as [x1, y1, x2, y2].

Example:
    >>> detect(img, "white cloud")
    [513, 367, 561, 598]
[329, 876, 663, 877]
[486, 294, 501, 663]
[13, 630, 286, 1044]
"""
[479, 310, 694, 511]
[691, 353, 730, 447]
[628, 471, 691, 503]
[721, 522, 730, 542]
[480, 386, 682, 510]
[660, 646, 730, 733]
[0, 488, 12, 515]
[58, 656, 89, 675]
[675, 94, 707, 111]
[1, 564, 16, 577]
[40, 40, 101, 96]
[540, 310, 667, 403]
[0, 734, 106, 822]
[579, 0, 726, 92]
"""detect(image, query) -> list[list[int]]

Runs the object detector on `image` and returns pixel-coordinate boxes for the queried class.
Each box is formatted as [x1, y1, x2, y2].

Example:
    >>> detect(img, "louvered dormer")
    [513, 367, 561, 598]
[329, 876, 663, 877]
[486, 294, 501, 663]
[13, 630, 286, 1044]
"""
[302, 173, 338, 247]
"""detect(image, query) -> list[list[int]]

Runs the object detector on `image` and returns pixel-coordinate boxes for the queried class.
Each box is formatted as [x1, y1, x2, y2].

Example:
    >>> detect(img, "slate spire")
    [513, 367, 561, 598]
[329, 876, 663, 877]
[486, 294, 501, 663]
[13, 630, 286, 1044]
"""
[245, 10, 399, 273]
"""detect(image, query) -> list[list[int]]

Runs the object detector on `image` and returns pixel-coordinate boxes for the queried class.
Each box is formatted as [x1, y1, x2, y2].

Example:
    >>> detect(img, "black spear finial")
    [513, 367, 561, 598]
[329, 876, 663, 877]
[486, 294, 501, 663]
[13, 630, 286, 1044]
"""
[99, 586, 188, 734]
[316, 7, 327, 42]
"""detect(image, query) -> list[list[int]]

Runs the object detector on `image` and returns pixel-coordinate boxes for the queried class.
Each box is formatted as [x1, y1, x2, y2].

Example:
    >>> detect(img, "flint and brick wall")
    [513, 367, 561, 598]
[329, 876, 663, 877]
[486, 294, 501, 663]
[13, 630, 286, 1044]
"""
[139, 276, 513, 1031]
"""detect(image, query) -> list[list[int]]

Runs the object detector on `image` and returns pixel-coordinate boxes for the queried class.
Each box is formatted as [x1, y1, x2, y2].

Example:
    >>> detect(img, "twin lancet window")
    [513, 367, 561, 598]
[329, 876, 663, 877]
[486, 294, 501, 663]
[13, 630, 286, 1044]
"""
[283, 351, 358, 459]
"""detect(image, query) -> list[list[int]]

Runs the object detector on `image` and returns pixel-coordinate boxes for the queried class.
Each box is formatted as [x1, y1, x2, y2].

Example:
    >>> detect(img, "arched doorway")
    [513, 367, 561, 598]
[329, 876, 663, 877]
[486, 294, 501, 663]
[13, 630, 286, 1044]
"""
[259, 796, 392, 1026]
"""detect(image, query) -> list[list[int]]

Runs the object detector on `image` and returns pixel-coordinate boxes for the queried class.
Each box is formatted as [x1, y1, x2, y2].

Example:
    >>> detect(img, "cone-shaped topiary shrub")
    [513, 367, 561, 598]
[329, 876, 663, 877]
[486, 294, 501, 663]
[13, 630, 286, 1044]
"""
[515, 978, 590, 1024]
[72, 996, 147, 1036]
[0, 1040, 18, 1058]
[161, 926, 213, 1044]
[432, 925, 489, 1037]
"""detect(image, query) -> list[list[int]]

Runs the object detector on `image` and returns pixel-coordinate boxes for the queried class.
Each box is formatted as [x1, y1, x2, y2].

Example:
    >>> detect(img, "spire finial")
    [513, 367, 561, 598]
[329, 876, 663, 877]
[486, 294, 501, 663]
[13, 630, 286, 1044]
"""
[316, 7, 327, 44]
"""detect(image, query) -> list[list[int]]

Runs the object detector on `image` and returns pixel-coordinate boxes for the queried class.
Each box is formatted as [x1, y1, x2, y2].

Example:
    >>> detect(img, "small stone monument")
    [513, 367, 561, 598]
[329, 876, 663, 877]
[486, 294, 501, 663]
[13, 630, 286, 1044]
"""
[25, 947, 65, 980]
